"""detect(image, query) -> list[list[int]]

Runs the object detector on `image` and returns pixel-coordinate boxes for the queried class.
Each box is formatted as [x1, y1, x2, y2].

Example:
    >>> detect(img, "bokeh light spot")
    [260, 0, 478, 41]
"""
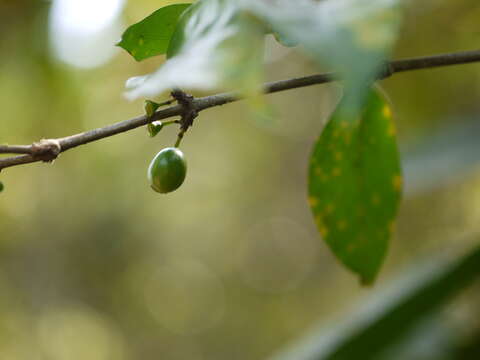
[49, 0, 126, 68]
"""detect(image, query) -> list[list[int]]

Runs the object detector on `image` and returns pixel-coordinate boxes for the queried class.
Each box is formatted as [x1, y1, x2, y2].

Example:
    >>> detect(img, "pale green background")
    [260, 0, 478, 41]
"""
[1, 0, 480, 359]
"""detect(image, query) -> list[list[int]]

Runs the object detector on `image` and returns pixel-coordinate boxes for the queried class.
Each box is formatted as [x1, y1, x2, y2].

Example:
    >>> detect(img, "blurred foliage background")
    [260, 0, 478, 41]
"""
[1, 0, 480, 359]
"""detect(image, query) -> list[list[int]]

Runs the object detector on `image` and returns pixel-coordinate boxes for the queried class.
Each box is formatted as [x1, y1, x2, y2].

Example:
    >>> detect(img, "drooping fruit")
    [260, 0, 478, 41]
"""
[148, 147, 187, 193]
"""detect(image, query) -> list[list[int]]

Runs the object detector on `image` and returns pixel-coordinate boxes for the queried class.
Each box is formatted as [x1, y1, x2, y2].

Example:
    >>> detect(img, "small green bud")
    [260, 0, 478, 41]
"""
[147, 121, 164, 137]
[145, 100, 161, 117]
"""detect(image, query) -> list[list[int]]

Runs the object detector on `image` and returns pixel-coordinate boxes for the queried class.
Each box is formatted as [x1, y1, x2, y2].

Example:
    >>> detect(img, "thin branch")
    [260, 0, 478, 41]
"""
[1, 49, 480, 172]
[0, 145, 33, 154]
[389, 49, 480, 73]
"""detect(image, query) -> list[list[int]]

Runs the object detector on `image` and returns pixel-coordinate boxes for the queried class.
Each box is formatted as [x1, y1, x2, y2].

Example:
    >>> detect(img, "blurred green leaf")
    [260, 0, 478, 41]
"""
[271, 245, 480, 360]
[117, 3, 191, 61]
[245, 0, 402, 107]
[124, 0, 402, 103]
[125, 0, 267, 100]
[308, 87, 402, 284]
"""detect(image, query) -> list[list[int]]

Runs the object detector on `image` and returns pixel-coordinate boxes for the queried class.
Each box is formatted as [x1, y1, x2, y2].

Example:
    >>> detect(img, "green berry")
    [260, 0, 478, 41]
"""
[148, 147, 187, 193]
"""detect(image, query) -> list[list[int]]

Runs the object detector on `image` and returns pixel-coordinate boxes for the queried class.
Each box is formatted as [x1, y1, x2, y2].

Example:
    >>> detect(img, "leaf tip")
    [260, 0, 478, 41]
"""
[359, 274, 376, 287]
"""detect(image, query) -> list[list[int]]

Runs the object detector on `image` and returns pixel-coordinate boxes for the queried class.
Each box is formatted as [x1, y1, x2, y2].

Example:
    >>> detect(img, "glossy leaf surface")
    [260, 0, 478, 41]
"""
[117, 4, 191, 61]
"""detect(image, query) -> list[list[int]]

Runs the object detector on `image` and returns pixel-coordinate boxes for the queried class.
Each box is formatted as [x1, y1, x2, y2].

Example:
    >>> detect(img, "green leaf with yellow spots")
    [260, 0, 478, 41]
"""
[308, 87, 402, 284]
[117, 4, 191, 61]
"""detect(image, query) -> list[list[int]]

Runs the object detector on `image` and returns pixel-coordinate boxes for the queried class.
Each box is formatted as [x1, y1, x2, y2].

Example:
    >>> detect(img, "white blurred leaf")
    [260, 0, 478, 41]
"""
[125, 0, 266, 100]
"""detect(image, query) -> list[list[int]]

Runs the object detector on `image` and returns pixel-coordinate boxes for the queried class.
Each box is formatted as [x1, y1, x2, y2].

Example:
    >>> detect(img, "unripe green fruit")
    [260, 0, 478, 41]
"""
[148, 147, 187, 193]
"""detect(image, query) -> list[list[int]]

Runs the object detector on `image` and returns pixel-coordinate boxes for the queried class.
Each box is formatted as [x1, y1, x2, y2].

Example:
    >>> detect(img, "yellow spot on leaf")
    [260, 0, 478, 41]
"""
[340, 121, 349, 129]
[315, 167, 328, 182]
[334, 152, 343, 161]
[332, 167, 341, 177]
[308, 196, 319, 208]
[139, 37, 145, 45]
[388, 221, 396, 234]
[325, 203, 335, 215]
[337, 220, 347, 231]
[382, 105, 392, 118]
[345, 133, 352, 145]
[392, 175, 403, 191]
[387, 122, 396, 137]
[320, 225, 329, 238]
[315, 216, 329, 238]
[371, 194, 381, 206]
[346, 242, 357, 253]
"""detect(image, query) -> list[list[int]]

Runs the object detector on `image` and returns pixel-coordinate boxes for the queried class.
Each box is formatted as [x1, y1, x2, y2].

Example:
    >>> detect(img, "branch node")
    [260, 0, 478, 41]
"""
[378, 62, 394, 79]
[171, 89, 198, 133]
[31, 139, 62, 162]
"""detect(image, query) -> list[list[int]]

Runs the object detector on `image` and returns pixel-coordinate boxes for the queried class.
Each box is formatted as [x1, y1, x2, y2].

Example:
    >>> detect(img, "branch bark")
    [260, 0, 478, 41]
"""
[1, 49, 480, 171]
